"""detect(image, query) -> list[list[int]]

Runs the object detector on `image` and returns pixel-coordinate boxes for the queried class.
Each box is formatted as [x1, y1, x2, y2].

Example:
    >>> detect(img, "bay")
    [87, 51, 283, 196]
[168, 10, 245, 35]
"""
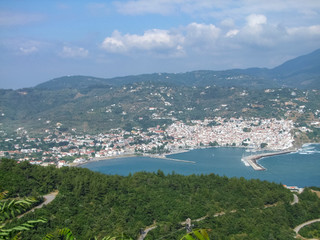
[82, 143, 320, 187]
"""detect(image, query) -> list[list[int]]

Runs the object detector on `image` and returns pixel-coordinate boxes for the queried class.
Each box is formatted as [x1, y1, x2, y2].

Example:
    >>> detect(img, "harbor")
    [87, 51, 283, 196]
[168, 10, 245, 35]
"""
[81, 144, 320, 187]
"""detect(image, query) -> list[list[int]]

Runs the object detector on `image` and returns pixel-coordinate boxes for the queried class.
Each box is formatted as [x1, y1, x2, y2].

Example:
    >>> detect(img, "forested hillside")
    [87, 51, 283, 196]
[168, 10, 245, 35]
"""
[1, 158, 320, 239]
[1, 83, 320, 138]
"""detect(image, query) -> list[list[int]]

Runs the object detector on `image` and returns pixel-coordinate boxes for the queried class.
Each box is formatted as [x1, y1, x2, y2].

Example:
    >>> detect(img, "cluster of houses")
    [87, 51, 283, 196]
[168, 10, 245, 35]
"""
[1, 117, 296, 167]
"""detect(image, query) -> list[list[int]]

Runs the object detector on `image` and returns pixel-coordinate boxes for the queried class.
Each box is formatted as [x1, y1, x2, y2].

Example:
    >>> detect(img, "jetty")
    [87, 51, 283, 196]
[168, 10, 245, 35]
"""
[242, 151, 293, 171]
[146, 154, 196, 164]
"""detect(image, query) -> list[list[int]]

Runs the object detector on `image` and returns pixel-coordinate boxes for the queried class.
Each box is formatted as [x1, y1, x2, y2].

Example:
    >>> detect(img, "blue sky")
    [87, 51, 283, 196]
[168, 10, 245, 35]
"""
[1, 0, 320, 89]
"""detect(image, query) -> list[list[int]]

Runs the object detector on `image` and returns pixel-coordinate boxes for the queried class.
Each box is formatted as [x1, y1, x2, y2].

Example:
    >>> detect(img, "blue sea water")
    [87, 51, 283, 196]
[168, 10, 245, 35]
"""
[82, 143, 320, 187]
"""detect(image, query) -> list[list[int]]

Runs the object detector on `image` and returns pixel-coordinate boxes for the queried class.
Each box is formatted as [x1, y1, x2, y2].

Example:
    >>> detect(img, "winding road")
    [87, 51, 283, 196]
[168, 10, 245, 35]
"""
[291, 194, 299, 205]
[138, 191, 305, 240]
[18, 190, 59, 219]
[294, 219, 320, 239]
[138, 225, 157, 240]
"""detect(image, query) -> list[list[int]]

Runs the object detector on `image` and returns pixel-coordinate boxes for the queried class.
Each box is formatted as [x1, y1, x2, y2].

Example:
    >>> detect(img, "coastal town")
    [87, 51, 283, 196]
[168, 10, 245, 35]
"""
[0, 117, 298, 168]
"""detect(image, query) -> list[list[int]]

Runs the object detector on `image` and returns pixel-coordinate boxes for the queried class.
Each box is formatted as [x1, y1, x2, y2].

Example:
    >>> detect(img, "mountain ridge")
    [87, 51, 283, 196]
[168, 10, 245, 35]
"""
[34, 48, 320, 90]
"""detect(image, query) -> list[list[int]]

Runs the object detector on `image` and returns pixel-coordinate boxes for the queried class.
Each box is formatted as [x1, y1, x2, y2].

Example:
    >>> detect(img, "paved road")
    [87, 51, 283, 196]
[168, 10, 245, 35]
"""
[291, 194, 299, 205]
[18, 190, 59, 219]
[294, 218, 320, 239]
[137, 195, 303, 240]
[138, 225, 157, 240]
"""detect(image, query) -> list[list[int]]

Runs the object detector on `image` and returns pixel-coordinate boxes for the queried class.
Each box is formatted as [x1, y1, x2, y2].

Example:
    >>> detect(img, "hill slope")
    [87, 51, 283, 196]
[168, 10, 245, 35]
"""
[34, 48, 320, 90]
[1, 49, 320, 136]
[272, 48, 320, 89]
[35, 76, 111, 90]
[2, 158, 320, 239]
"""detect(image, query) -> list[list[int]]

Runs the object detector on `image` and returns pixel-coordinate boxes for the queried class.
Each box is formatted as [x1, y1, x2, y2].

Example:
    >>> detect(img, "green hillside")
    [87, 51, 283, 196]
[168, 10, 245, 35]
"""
[2, 83, 320, 137]
[35, 76, 110, 90]
[1, 158, 320, 239]
[1, 82, 320, 149]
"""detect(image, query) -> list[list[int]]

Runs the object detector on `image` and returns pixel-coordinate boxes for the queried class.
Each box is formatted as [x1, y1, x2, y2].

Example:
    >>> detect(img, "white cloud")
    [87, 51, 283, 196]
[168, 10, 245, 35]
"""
[230, 13, 320, 48]
[185, 22, 221, 41]
[102, 32, 127, 53]
[226, 29, 239, 38]
[101, 22, 224, 56]
[0, 39, 45, 55]
[241, 14, 268, 38]
[183, 23, 221, 52]
[19, 46, 38, 55]
[228, 14, 280, 47]
[246, 14, 267, 28]
[287, 25, 320, 37]
[101, 29, 185, 56]
[60, 46, 89, 58]
[101, 14, 320, 58]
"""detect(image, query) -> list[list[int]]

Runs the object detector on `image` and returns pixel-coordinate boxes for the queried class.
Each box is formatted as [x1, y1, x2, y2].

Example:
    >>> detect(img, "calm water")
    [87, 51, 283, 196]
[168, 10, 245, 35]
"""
[82, 143, 320, 187]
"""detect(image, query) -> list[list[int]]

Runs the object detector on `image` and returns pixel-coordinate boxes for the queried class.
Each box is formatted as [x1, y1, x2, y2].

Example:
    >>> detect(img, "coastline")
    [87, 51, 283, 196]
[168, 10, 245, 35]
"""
[71, 144, 320, 187]
[74, 144, 316, 170]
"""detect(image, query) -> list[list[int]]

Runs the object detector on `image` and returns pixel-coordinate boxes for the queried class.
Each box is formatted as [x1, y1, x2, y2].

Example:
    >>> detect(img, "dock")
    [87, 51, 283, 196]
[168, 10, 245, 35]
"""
[242, 151, 293, 171]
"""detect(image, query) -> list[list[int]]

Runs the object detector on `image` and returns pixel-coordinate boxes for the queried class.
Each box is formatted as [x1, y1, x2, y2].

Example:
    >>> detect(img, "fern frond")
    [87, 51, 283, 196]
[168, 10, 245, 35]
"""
[0, 191, 8, 201]
[0, 218, 47, 239]
[43, 227, 75, 240]
[180, 229, 210, 240]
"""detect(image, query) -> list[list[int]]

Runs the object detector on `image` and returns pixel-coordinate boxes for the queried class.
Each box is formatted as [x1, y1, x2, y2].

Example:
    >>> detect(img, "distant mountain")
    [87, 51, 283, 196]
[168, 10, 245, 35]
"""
[35, 76, 111, 90]
[35, 48, 320, 90]
[271, 48, 320, 89]
[273, 49, 320, 77]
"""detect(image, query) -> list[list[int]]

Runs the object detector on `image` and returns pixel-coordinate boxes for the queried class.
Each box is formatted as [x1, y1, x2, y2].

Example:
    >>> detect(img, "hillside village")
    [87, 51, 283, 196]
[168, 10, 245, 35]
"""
[1, 117, 303, 167]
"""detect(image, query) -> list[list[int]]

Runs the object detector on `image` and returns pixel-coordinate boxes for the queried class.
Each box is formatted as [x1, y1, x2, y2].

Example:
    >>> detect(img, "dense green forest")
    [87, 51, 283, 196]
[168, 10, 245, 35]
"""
[1, 158, 320, 239]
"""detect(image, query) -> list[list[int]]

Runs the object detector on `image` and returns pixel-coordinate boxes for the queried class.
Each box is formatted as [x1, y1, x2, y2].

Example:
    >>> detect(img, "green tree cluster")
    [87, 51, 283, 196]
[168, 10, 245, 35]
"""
[1, 158, 319, 239]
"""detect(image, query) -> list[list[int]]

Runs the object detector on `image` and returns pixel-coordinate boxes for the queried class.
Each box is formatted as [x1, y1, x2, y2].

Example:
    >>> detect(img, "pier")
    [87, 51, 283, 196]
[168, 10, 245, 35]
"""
[242, 151, 293, 171]
[146, 154, 196, 164]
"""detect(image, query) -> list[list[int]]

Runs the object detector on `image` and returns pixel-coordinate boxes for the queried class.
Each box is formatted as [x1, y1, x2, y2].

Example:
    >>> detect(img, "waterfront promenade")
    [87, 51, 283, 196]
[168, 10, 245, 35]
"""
[242, 151, 293, 171]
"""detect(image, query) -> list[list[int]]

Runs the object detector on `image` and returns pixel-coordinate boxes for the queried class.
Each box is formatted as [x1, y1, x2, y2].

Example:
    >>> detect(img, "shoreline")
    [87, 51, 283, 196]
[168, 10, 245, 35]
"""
[74, 144, 314, 169]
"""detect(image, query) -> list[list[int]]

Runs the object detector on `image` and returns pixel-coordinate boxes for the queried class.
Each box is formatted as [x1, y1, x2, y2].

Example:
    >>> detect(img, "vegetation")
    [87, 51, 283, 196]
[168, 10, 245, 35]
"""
[0, 189, 46, 240]
[1, 82, 320, 142]
[299, 222, 320, 239]
[1, 50, 319, 239]
[180, 229, 209, 240]
[1, 158, 320, 239]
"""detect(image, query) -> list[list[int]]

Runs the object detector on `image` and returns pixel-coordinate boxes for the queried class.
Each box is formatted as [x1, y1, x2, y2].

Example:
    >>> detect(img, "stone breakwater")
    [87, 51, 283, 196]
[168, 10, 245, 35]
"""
[242, 151, 294, 171]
